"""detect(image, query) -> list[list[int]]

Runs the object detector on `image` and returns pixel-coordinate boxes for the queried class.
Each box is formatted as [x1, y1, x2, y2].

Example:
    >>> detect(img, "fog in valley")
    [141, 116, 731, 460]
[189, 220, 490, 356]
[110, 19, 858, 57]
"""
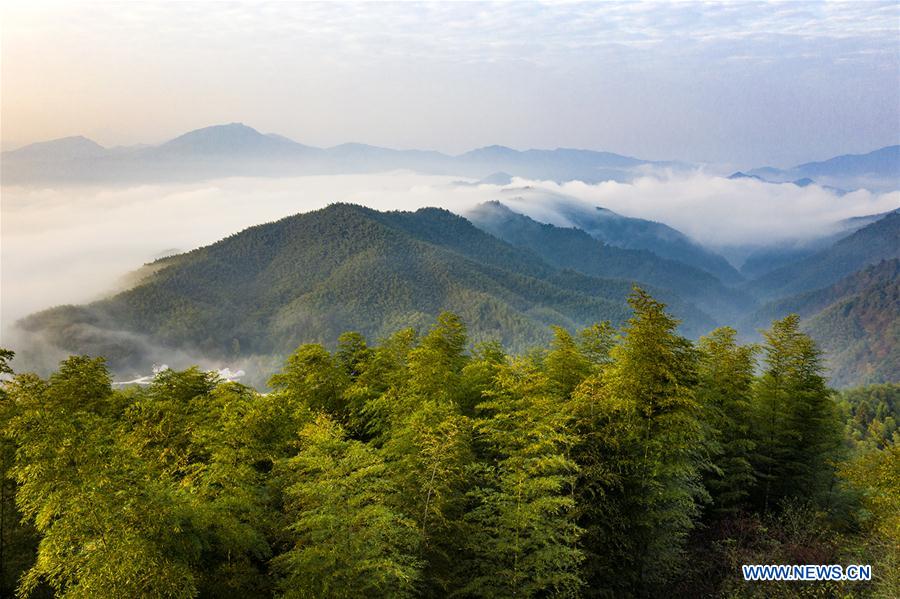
[4, 170, 897, 340]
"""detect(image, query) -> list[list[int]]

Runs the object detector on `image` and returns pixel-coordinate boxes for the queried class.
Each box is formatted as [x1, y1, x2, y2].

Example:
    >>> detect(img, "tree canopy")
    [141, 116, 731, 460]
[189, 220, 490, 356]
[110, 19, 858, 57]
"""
[0, 288, 894, 598]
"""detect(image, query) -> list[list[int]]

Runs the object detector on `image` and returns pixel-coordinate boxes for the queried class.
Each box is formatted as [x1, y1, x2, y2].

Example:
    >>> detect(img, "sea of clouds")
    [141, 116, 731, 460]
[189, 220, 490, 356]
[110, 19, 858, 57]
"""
[3, 171, 898, 339]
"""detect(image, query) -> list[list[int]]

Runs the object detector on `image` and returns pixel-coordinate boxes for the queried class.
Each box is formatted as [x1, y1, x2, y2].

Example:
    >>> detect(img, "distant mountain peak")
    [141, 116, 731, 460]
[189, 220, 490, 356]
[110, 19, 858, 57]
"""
[4, 135, 107, 160]
[461, 145, 519, 158]
[793, 144, 900, 171]
[59, 134, 101, 145]
[592, 206, 620, 218]
[157, 122, 314, 157]
[728, 171, 764, 181]
[477, 171, 514, 185]
[747, 145, 900, 192]
[163, 122, 264, 144]
[186, 122, 260, 136]
[9, 135, 104, 151]
[482, 199, 507, 208]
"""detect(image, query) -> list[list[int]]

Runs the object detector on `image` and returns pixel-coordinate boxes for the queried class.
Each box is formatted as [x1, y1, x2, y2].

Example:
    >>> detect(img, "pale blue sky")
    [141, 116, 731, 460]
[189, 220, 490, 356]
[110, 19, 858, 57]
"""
[2, 1, 898, 167]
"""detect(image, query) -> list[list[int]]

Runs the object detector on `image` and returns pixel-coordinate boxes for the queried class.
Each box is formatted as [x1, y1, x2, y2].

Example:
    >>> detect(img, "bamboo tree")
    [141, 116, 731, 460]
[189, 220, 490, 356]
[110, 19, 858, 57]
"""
[696, 327, 757, 514]
[462, 357, 583, 597]
[0, 350, 39, 595]
[382, 400, 473, 594]
[377, 313, 475, 592]
[752, 315, 842, 511]
[6, 357, 200, 598]
[544, 326, 593, 398]
[273, 415, 420, 598]
[269, 344, 349, 420]
[572, 287, 705, 596]
[348, 327, 419, 440]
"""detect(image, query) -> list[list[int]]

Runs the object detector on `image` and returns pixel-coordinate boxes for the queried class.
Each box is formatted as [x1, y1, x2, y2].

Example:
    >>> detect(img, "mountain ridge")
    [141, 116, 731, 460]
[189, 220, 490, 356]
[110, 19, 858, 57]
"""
[747, 145, 900, 192]
[465, 200, 750, 321]
[2, 123, 654, 184]
[16, 203, 716, 383]
[493, 189, 745, 284]
[9, 123, 895, 190]
[748, 211, 900, 300]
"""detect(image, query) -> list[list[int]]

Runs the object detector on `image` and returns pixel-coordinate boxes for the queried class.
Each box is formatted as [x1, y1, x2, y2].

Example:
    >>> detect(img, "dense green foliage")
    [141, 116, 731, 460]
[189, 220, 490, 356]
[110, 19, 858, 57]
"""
[0, 350, 41, 597]
[2, 288, 896, 597]
[750, 315, 843, 511]
[747, 259, 899, 387]
[571, 289, 706, 594]
[837, 383, 900, 449]
[15, 203, 899, 389]
[696, 327, 757, 514]
[22, 204, 718, 382]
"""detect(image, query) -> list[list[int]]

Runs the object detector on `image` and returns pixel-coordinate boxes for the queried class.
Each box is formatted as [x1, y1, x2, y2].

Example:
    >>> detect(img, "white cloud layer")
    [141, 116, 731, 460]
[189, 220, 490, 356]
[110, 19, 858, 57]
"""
[515, 174, 900, 247]
[2, 172, 897, 339]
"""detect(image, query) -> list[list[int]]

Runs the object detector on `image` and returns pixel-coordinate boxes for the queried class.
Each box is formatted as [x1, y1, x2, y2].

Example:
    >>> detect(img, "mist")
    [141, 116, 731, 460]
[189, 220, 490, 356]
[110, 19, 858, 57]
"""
[496, 174, 900, 248]
[1, 173, 471, 334]
[2, 171, 897, 344]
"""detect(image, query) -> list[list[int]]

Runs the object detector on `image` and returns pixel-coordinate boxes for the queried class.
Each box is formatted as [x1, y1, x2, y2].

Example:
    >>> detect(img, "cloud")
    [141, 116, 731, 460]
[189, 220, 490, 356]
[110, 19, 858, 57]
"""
[0, 173, 470, 331]
[3, 171, 897, 344]
[513, 174, 900, 248]
[3, 2, 897, 165]
[20, 1, 894, 62]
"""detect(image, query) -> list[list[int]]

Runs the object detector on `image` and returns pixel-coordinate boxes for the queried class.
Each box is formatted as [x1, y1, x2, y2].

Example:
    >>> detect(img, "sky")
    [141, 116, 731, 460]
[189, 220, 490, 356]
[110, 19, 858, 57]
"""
[2, 1, 899, 168]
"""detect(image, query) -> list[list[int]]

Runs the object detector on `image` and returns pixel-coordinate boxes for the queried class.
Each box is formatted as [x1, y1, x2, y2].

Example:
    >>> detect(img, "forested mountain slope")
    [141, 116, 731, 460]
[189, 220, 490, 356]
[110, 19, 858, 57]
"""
[749, 211, 900, 300]
[746, 259, 899, 387]
[738, 209, 896, 279]
[466, 201, 750, 321]
[503, 188, 743, 284]
[804, 261, 899, 387]
[18, 204, 714, 374]
[749, 259, 898, 324]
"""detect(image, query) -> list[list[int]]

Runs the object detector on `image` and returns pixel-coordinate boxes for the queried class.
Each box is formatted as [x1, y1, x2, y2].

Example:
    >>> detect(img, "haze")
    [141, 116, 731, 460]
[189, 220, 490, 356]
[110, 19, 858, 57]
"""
[2, 1, 899, 167]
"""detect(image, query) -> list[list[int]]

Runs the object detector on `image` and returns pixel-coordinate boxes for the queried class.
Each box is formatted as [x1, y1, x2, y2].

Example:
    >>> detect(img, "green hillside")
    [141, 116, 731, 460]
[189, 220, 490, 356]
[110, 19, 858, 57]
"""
[747, 259, 899, 386]
[19, 204, 715, 375]
[554, 201, 744, 284]
[466, 201, 751, 321]
[835, 383, 900, 447]
[750, 211, 900, 299]
[804, 261, 899, 387]
[749, 258, 898, 324]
